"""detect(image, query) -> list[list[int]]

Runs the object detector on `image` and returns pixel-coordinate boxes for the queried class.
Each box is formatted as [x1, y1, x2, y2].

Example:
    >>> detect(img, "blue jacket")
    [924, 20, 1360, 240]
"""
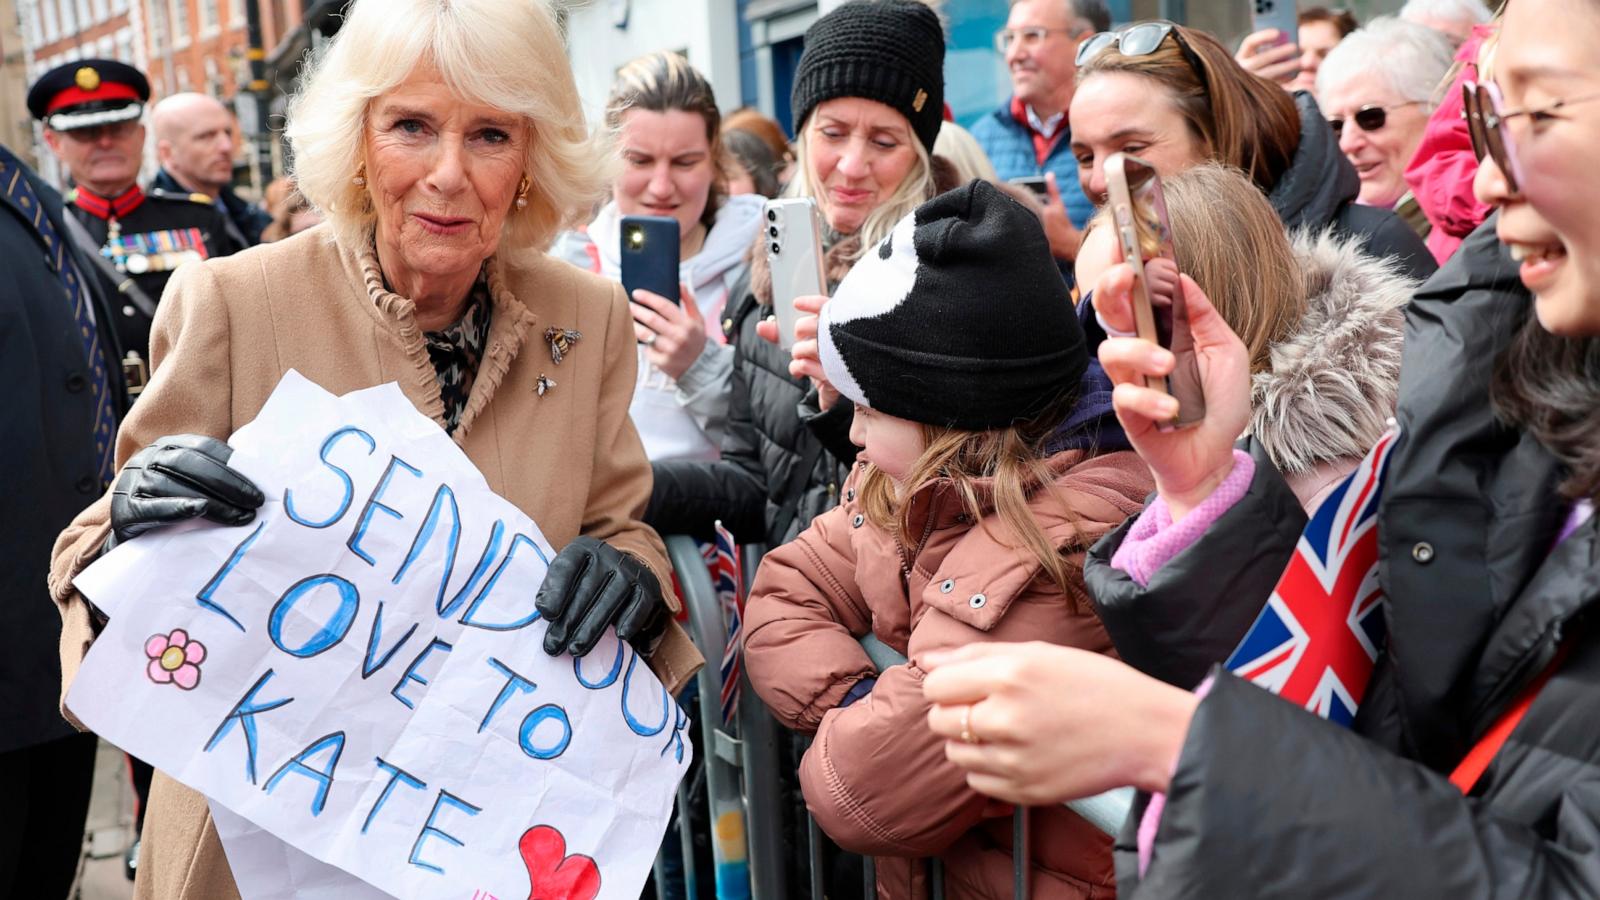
[970, 98, 1095, 228]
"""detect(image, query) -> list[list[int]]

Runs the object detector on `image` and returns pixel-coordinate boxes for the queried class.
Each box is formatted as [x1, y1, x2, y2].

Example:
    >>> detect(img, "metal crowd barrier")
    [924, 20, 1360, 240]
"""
[656, 537, 1133, 899]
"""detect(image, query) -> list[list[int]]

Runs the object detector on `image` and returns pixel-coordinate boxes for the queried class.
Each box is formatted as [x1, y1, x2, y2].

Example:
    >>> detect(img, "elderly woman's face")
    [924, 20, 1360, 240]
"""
[1320, 70, 1428, 208]
[364, 66, 528, 284]
[615, 108, 715, 244]
[803, 97, 919, 235]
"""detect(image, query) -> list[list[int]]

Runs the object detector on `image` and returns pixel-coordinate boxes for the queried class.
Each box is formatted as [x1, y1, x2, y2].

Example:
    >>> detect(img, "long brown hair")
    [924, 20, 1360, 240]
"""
[1077, 24, 1302, 193]
[1154, 163, 1305, 373]
[604, 51, 726, 230]
[855, 392, 1082, 594]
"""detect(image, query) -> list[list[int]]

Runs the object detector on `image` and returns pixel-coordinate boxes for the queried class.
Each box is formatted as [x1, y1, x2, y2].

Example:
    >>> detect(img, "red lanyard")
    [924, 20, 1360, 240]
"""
[1449, 643, 1570, 793]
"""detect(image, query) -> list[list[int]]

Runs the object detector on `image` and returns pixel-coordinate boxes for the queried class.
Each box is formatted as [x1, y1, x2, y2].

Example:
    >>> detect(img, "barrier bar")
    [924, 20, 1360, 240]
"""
[665, 535, 752, 899]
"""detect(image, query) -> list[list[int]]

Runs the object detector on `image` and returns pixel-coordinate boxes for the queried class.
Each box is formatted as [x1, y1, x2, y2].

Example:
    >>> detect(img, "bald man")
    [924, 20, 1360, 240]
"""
[150, 92, 270, 246]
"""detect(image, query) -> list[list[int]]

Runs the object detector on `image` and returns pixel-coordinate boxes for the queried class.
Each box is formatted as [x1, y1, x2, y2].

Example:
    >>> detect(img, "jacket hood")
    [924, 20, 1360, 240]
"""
[586, 193, 765, 294]
[1267, 92, 1361, 232]
[1250, 228, 1415, 476]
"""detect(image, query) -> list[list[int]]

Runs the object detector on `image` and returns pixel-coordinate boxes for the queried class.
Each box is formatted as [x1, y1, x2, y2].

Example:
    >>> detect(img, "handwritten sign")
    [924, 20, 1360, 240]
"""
[69, 371, 690, 900]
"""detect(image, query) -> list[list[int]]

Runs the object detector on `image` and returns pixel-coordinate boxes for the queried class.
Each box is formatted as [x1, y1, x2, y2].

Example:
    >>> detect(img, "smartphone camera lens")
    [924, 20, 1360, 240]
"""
[766, 209, 777, 222]
[626, 228, 645, 250]
[770, 242, 781, 255]
[768, 225, 780, 238]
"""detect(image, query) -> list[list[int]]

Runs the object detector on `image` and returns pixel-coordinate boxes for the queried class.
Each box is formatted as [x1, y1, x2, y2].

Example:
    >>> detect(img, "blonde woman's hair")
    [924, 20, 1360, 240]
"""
[856, 393, 1083, 595]
[788, 108, 937, 258]
[1090, 163, 1305, 374]
[933, 121, 1000, 185]
[285, 0, 610, 253]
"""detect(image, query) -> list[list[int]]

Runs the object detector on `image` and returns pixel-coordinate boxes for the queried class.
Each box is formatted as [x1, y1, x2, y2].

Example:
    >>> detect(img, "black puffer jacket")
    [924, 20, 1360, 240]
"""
[1086, 217, 1600, 896]
[1270, 91, 1438, 283]
[648, 263, 857, 549]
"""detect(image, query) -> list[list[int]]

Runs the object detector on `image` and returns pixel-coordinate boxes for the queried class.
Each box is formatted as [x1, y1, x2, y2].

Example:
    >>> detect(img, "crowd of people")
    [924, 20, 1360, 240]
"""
[7, 0, 1600, 896]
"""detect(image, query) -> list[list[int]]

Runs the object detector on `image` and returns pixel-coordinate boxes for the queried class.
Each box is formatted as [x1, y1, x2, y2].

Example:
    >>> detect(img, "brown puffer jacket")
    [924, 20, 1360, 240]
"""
[745, 449, 1153, 899]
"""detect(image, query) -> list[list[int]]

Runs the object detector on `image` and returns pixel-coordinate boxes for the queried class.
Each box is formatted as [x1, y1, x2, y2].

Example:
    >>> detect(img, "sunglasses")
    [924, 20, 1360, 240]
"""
[1327, 102, 1424, 137]
[1074, 22, 1211, 96]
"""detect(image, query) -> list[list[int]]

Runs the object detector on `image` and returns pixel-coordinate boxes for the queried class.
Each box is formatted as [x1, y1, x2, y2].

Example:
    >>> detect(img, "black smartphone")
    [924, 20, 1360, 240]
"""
[1008, 175, 1050, 198]
[619, 215, 680, 306]
[1105, 152, 1205, 430]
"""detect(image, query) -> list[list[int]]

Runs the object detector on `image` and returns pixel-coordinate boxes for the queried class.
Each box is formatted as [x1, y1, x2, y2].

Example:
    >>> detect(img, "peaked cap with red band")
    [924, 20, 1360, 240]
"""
[27, 58, 149, 132]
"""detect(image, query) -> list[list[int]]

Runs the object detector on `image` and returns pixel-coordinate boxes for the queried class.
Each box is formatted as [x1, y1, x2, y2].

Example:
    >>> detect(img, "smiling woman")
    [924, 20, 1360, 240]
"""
[46, 2, 704, 898]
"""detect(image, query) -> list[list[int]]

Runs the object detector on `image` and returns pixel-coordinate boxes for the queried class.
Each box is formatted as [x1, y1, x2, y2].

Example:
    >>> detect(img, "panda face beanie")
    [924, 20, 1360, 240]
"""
[790, 0, 946, 154]
[817, 180, 1088, 431]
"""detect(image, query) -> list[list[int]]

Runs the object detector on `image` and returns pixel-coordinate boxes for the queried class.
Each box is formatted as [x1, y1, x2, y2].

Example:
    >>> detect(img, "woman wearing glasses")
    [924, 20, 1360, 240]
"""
[921, 0, 1600, 894]
[1317, 17, 1455, 235]
[1068, 21, 1438, 280]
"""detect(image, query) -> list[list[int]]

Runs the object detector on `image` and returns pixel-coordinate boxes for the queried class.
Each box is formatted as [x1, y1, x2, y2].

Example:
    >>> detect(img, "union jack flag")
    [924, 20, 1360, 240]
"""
[1223, 430, 1399, 727]
[712, 521, 745, 727]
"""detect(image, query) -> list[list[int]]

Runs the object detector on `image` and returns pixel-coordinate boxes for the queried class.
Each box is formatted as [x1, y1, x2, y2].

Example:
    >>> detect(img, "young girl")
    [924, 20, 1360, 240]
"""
[743, 180, 1153, 899]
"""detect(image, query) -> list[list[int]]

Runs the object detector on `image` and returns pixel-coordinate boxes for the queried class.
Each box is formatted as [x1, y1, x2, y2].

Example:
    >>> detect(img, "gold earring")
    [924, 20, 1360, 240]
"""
[352, 163, 366, 187]
[515, 175, 530, 210]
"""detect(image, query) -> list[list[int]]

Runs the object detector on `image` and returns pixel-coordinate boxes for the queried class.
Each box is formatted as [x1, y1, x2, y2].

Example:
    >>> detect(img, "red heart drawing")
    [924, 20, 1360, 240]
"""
[519, 825, 602, 900]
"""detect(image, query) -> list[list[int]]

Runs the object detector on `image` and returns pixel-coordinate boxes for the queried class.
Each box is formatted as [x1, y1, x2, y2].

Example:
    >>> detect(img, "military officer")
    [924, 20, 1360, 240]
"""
[28, 59, 240, 394]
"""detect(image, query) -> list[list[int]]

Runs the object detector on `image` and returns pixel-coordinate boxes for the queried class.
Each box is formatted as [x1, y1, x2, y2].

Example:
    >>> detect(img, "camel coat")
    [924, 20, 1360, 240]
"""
[46, 224, 703, 900]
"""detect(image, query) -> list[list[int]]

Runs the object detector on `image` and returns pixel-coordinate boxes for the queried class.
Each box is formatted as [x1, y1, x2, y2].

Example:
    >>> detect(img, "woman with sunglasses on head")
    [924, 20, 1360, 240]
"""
[1317, 17, 1456, 238]
[1069, 21, 1438, 281]
[920, 0, 1600, 895]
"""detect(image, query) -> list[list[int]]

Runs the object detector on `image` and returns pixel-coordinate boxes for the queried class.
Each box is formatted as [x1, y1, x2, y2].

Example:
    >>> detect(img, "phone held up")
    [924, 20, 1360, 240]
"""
[1008, 175, 1051, 198]
[1251, 0, 1299, 50]
[619, 215, 681, 311]
[762, 198, 827, 351]
[1104, 152, 1205, 430]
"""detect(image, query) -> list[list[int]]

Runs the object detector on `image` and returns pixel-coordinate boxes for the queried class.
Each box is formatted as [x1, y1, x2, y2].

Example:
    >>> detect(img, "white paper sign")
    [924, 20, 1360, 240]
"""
[69, 371, 691, 900]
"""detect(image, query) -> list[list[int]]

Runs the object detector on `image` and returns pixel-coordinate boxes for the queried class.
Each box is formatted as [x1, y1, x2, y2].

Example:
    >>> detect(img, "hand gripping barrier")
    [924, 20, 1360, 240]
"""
[655, 536, 1131, 899]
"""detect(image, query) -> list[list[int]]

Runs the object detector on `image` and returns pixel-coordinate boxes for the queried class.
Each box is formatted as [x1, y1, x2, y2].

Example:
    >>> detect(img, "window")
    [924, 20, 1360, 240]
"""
[92, 0, 107, 21]
[148, 0, 165, 52]
[112, 0, 127, 12]
[43, 0, 58, 41]
[116, 28, 133, 62]
[229, 0, 243, 26]
[199, 0, 217, 32]
[75, 0, 90, 28]
[23, 1, 43, 46]
[172, 0, 190, 45]
[60, 0, 76, 36]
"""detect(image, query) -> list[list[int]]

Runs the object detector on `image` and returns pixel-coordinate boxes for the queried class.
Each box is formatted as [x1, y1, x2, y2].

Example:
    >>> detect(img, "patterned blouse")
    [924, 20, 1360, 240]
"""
[422, 276, 493, 434]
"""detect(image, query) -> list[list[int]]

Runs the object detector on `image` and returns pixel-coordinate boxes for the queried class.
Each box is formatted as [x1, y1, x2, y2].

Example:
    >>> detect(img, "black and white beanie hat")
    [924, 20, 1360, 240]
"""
[818, 180, 1088, 431]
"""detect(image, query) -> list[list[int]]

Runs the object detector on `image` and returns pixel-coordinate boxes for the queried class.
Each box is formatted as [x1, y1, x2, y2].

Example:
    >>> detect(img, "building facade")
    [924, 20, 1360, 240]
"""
[16, 0, 147, 183]
[1, 0, 38, 165]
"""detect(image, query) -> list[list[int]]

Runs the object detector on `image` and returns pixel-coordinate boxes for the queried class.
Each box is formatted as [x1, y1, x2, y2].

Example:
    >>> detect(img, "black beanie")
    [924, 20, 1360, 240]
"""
[790, 0, 946, 154]
[817, 180, 1088, 430]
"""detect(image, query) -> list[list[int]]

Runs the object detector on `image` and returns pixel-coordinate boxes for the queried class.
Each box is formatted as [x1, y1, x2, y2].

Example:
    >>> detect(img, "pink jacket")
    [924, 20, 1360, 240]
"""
[1403, 25, 1496, 264]
[745, 451, 1153, 899]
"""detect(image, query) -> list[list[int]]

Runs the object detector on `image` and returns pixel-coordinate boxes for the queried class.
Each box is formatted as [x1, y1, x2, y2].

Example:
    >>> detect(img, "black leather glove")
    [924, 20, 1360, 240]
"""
[108, 434, 265, 548]
[536, 536, 669, 658]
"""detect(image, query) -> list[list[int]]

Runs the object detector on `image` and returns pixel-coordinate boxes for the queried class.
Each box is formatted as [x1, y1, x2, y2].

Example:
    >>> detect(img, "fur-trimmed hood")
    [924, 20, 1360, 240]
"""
[1251, 228, 1416, 483]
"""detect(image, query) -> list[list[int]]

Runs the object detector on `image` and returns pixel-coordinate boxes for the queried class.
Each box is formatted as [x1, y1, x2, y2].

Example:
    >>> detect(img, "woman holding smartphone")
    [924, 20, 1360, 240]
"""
[1066, 21, 1438, 281]
[553, 52, 763, 463]
[921, 0, 1600, 893]
[648, 0, 948, 548]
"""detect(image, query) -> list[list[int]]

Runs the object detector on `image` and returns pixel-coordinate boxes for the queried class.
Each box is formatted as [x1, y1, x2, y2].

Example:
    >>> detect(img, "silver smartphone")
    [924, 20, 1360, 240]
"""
[1251, 0, 1300, 50]
[762, 197, 827, 351]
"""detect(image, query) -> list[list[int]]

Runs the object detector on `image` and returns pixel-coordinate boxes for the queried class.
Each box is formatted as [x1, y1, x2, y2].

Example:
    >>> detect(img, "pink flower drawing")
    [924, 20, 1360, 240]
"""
[145, 629, 206, 690]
